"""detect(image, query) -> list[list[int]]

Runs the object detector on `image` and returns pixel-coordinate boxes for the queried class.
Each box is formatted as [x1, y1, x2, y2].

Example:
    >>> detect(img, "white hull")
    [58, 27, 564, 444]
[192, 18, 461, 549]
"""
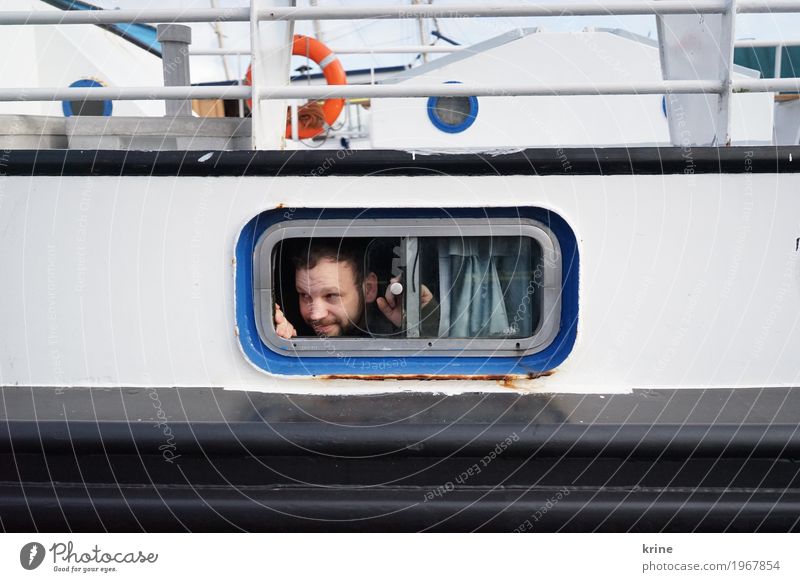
[2, 157, 797, 393]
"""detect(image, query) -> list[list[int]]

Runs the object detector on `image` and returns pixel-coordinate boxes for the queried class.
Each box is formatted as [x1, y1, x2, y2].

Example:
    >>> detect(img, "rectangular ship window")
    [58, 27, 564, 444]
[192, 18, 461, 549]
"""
[253, 219, 561, 357]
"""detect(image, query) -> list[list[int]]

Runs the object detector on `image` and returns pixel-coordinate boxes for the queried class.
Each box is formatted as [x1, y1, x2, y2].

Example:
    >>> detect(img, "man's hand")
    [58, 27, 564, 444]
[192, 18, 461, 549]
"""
[420, 284, 433, 309]
[376, 276, 434, 328]
[274, 303, 297, 339]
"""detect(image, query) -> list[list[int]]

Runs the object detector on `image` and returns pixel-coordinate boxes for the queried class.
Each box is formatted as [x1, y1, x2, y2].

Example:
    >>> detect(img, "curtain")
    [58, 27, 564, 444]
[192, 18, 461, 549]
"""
[437, 237, 533, 338]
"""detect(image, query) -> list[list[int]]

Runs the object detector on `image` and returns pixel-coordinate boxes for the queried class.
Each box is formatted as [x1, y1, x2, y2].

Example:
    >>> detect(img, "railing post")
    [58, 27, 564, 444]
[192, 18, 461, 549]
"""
[156, 24, 193, 117]
[657, 0, 738, 146]
[249, 0, 295, 150]
[774, 44, 783, 79]
[717, 0, 737, 146]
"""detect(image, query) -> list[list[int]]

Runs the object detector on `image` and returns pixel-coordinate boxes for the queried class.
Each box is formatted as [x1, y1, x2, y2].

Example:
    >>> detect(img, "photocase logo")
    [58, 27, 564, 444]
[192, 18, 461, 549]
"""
[20, 542, 46, 570]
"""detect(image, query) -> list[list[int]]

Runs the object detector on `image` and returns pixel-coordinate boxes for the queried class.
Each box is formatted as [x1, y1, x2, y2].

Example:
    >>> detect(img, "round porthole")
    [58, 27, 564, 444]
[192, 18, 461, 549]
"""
[62, 79, 113, 117]
[426, 81, 478, 133]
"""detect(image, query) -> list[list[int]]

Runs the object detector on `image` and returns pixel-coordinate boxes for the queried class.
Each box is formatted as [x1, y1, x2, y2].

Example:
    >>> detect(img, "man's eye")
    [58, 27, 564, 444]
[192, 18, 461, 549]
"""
[299, 293, 310, 301]
[326, 293, 340, 300]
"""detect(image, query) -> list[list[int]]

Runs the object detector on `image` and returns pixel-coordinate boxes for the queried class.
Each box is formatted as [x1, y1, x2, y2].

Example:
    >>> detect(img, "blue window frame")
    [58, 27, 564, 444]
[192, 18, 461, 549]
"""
[426, 81, 478, 133]
[62, 79, 113, 117]
[235, 207, 578, 377]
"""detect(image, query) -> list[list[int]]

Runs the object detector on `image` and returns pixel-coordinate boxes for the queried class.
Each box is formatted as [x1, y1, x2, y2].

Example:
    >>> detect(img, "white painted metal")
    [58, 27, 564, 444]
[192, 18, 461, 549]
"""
[289, 102, 299, 141]
[0, 0, 166, 117]
[0, 78, 795, 103]
[717, 0, 738, 146]
[735, 39, 800, 48]
[249, 0, 294, 149]
[658, 9, 733, 146]
[737, 0, 800, 12]
[0, 79, 800, 102]
[0, 87, 251, 101]
[774, 98, 800, 144]
[370, 31, 773, 149]
[736, 78, 800, 91]
[2, 171, 799, 394]
[260, 81, 725, 98]
[0, 8, 246, 25]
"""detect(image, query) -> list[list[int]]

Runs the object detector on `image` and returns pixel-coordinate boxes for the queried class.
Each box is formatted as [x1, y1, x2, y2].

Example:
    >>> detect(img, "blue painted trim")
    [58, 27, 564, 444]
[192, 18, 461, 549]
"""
[662, 95, 668, 118]
[426, 81, 478, 134]
[235, 207, 579, 377]
[41, 0, 161, 56]
[62, 79, 113, 117]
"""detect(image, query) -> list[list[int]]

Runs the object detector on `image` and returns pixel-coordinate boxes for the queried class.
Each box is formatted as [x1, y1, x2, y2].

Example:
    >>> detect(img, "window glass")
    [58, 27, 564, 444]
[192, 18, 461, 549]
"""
[266, 231, 550, 351]
[426, 93, 478, 133]
[432, 96, 472, 126]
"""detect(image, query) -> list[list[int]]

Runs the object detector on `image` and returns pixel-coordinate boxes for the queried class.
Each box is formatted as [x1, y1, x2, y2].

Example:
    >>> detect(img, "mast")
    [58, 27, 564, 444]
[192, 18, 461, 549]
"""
[412, 0, 429, 63]
[209, 0, 232, 80]
[309, 0, 325, 42]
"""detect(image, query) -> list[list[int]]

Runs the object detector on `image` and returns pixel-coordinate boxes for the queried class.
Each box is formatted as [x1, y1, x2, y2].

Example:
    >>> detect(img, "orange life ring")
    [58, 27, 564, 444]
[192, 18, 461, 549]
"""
[245, 35, 347, 139]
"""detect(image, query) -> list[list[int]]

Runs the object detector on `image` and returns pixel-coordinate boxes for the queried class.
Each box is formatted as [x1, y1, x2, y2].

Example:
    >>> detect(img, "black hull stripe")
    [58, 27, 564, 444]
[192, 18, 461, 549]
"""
[1, 147, 799, 177]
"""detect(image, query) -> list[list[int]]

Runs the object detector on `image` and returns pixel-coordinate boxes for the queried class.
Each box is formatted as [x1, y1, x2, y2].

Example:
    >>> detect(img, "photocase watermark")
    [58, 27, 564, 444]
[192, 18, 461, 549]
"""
[503, 252, 557, 335]
[147, 388, 181, 464]
[19, 541, 159, 573]
[20, 542, 46, 570]
[423, 432, 519, 502]
[512, 487, 571, 532]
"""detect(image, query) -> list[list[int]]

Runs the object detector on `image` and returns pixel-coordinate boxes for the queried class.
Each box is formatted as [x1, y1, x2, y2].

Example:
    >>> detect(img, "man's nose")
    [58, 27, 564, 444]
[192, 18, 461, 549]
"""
[308, 298, 328, 320]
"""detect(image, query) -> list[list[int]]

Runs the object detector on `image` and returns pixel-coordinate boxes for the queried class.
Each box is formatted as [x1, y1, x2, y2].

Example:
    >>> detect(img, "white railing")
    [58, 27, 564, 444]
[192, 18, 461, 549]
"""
[191, 39, 800, 56]
[4, 78, 798, 102]
[0, 1, 798, 147]
[1, 1, 799, 25]
[190, 46, 464, 56]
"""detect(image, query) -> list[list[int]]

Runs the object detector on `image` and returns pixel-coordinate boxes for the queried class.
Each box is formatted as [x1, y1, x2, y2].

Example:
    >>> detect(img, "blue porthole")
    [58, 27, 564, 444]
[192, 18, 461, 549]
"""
[426, 81, 478, 133]
[235, 207, 579, 378]
[62, 79, 113, 117]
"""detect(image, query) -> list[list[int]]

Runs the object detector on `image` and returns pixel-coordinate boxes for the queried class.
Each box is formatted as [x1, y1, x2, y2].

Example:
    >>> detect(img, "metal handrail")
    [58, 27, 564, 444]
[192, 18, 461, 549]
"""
[4, 78, 800, 103]
[735, 39, 800, 47]
[190, 46, 465, 56]
[1, 1, 798, 26]
[189, 40, 800, 57]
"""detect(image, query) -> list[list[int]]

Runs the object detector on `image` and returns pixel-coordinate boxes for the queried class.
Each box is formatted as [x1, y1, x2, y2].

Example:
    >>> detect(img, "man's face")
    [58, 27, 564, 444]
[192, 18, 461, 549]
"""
[296, 258, 371, 337]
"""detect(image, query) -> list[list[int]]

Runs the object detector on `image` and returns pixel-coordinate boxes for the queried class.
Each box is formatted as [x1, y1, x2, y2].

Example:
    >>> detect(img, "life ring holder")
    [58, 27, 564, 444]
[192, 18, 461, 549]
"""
[245, 35, 347, 139]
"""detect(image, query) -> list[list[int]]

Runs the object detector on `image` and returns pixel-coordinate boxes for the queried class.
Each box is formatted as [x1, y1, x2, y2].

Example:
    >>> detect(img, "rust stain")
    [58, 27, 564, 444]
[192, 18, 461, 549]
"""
[318, 370, 554, 386]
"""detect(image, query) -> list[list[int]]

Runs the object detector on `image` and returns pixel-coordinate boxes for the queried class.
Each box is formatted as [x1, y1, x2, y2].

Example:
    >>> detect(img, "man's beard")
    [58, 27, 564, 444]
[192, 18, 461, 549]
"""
[311, 287, 366, 338]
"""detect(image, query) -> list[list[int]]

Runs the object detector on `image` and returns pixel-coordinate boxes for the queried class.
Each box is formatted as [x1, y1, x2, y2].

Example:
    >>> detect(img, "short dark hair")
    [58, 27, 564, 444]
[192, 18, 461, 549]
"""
[287, 238, 367, 285]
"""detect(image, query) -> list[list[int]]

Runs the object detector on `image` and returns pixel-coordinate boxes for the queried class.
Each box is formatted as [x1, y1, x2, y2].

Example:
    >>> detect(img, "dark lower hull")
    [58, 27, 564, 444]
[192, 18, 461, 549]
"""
[2, 386, 799, 532]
